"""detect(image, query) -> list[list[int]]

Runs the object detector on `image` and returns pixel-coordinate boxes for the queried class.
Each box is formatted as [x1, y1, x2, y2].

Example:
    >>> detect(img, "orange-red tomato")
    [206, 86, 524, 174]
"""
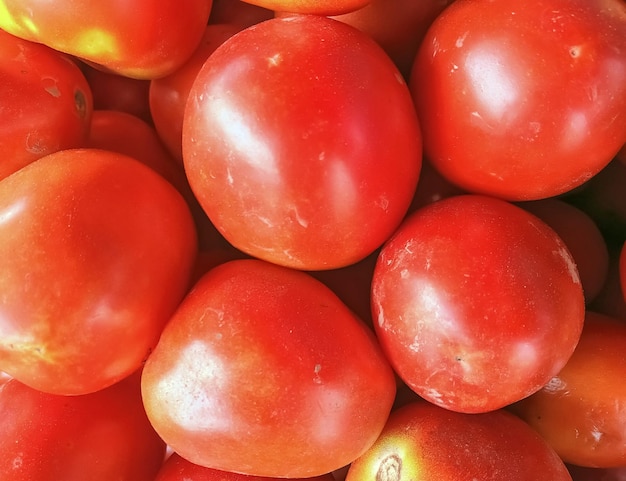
[0, 29, 92, 180]
[511, 311, 626, 468]
[141, 258, 396, 478]
[0, 149, 198, 395]
[0, 0, 213, 79]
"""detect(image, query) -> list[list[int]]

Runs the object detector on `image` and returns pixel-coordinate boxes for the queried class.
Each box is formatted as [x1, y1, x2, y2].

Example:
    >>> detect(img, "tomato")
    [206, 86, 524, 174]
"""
[0, 148, 198, 395]
[410, 0, 626, 200]
[141, 258, 396, 478]
[0, 371, 165, 481]
[155, 452, 335, 481]
[150, 24, 241, 163]
[371, 194, 586, 413]
[519, 198, 609, 304]
[330, 0, 454, 78]
[240, 0, 367, 16]
[0, 0, 213, 79]
[183, 15, 422, 270]
[345, 400, 572, 481]
[511, 311, 626, 468]
[0, 29, 92, 181]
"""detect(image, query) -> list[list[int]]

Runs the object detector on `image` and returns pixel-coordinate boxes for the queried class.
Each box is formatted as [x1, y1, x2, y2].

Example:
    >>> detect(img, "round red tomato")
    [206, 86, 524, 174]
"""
[141, 258, 396, 478]
[371, 194, 586, 413]
[0, 371, 165, 481]
[0, 148, 198, 395]
[345, 400, 572, 481]
[183, 15, 422, 270]
[410, 0, 626, 200]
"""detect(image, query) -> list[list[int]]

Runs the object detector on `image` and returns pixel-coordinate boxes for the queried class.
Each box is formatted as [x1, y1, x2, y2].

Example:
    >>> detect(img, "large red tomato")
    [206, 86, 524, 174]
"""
[141, 258, 396, 478]
[0, 371, 165, 481]
[0, 149, 198, 395]
[410, 0, 626, 200]
[0, 0, 213, 79]
[0, 29, 92, 180]
[371, 194, 586, 413]
[183, 15, 422, 270]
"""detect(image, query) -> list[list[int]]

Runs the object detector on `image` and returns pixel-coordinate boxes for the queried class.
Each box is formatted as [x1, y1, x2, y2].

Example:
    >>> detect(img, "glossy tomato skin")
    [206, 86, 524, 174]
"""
[183, 15, 422, 270]
[371, 194, 586, 413]
[0, 371, 166, 481]
[0, 0, 213, 79]
[411, 0, 626, 200]
[155, 453, 335, 481]
[511, 311, 626, 468]
[0, 30, 92, 181]
[345, 400, 572, 481]
[141, 258, 397, 478]
[0, 149, 198, 395]
[240, 0, 367, 16]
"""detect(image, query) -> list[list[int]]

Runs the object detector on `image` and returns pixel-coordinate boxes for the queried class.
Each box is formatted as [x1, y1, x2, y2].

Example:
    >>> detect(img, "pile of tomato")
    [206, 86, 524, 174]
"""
[1, 0, 625, 479]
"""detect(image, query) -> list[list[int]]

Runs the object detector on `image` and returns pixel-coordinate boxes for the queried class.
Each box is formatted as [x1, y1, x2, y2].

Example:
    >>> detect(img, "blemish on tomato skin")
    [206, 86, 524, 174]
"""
[74, 88, 88, 119]
[376, 453, 402, 481]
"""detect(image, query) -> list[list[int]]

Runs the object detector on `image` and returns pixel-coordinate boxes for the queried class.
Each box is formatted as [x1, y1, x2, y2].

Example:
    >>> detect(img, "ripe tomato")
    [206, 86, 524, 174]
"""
[371, 194, 586, 413]
[410, 0, 626, 200]
[0, 371, 166, 481]
[239, 0, 367, 16]
[345, 400, 572, 481]
[183, 15, 422, 270]
[0, 0, 213, 79]
[0, 29, 92, 181]
[511, 311, 626, 468]
[141, 258, 396, 478]
[0, 148, 198, 395]
[155, 452, 335, 481]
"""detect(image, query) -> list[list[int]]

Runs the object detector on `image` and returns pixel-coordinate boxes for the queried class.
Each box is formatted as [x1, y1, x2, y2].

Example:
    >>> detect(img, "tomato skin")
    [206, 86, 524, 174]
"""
[141, 258, 396, 478]
[345, 400, 572, 481]
[0, 371, 166, 481]
[155, 453, 335, 481]
[183, 15, 422, 270]
[371, 194, 586, 413]
[240, 0, 367, 16]
[511, 311, 626, 468]
[0, 0, 213, 79]
[0, 30, 92, 181]
[0, 148, 198, 395]
[410, 0, 626, 200]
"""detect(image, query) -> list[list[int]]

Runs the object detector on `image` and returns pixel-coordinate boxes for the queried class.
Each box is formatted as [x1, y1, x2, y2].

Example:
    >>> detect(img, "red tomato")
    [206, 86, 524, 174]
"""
[0, 371, 166, 481]
[345, 400, 572, 481]
[0, 29, 92, 180]
[519, 198, 609, 304]
[183, 15, 422, 270]
[410, 0, 626, 200]
[371, 194, 586, 413]
[0, 149, 198, 395]
[330, 0, 454, 78]
[150, 24, 241, 163]
[240, 0, 367, 16]
[141, 258, 396, 478]
[155, 452, 335, 481]
[511, 312, 626, 468]
[0, 0, 213, 79]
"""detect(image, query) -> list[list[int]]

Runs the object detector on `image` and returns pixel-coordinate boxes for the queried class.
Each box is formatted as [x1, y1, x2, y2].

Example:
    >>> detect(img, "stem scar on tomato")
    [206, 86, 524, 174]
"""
[377, 454, 402, 481]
